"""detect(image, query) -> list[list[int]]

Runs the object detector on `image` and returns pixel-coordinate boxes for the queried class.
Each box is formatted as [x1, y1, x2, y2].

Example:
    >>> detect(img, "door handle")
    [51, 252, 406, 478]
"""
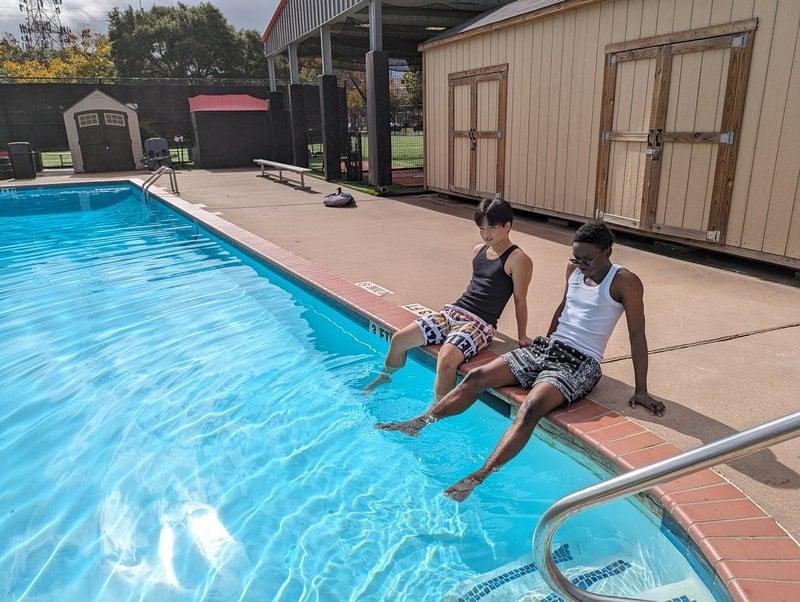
[645, 128, 662, 159]
[650, 128, 663, 160]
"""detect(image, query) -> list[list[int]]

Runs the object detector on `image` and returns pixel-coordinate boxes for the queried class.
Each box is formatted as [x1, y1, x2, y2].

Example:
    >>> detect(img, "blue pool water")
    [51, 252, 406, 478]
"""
[0, 183, 724, 600]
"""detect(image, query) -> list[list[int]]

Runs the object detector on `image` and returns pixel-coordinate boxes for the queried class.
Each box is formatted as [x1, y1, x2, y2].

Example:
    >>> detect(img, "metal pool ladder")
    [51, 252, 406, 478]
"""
[533, 410, 800, 602]
[142, 166, 179, 203]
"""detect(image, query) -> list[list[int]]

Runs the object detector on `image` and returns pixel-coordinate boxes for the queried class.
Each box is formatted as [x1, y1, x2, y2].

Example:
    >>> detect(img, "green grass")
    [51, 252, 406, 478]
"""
[308, 133, 424, 194]
[39, 150, 195, 169]
[308, 132, 423, 170]
[363, 132, 424, 167]
[40, 134, 422, 175]
[169, 148, 193, 166]
[41, 151, 73, 168]
[306, 173, 425, 196]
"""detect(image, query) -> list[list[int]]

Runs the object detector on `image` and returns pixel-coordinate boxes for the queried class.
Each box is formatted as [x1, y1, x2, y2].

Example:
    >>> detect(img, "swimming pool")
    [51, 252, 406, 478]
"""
[0, 182, 727, 600]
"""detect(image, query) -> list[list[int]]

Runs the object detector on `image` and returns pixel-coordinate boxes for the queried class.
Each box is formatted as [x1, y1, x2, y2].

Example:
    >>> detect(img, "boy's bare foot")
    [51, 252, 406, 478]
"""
[628, 392, 665, 416]
[374, 415, 430, 437]
[363, 366, 398, 392]
[443, 476, 482, 502]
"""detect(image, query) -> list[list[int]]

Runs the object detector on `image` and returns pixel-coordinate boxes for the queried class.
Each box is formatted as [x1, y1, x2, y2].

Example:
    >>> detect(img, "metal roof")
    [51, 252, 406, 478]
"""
[262, 1, 517, 69]
[187, 95, 268, 112]
[420, 0, 565, 48]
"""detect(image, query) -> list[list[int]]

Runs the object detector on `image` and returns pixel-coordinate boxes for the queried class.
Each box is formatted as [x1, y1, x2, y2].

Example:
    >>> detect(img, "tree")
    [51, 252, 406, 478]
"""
[1, 29, 114, 79]
[237, 29, 266, 79]
[299, 57, 321, 82]
[0, 34, 26, 67]
[401, 70, 422, 107]
[343, 71, 366, 129]
[108, 3, 263, 79]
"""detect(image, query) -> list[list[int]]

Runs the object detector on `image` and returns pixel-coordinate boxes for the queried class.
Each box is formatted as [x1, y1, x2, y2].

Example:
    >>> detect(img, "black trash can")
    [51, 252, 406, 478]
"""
[7, 142, 36, 179]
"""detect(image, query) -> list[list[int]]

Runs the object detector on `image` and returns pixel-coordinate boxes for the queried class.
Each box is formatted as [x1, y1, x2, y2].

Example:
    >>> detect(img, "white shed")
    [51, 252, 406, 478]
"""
[63, 89, 144, 173]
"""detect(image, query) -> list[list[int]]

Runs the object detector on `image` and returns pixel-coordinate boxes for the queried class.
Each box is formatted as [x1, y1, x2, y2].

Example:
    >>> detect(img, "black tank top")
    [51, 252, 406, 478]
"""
[453, 244, 518, 327]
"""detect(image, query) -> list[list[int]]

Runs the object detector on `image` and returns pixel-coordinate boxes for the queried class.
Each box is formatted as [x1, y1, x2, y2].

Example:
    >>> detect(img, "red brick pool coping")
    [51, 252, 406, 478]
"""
[163, 189, 800, 602]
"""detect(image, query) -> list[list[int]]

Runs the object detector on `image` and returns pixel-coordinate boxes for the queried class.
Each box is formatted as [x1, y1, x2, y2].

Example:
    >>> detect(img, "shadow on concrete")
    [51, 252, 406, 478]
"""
[594, 375, 799, 491]
[392, 192, 800, 287]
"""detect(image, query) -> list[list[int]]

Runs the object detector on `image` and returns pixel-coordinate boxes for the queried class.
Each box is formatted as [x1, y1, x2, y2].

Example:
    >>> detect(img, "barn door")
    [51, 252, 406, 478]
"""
[596, 20, 756, 242]
[448, 64, 508, 198]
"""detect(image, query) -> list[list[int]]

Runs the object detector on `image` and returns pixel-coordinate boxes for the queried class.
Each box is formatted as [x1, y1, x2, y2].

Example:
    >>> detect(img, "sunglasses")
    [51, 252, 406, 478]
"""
[569, 255, 598, 267]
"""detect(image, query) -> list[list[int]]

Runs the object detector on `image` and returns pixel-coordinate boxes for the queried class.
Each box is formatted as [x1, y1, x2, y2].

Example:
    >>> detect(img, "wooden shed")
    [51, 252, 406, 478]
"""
[63, 89, 144, 173]
[421, 0, 800, 269]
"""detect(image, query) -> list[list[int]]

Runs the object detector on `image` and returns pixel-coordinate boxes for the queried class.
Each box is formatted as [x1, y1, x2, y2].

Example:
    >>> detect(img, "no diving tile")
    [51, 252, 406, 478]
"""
[355, 281, 393, 296]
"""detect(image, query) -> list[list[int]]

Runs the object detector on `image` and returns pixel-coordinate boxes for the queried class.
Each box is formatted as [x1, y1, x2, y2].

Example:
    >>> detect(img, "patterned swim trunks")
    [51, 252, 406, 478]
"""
[415, 304, 495, 360]
[502, 336, 602, 404]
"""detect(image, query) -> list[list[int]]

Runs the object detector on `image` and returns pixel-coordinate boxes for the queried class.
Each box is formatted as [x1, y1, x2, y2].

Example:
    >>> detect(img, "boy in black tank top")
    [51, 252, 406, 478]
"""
[364, 197, 533, 402]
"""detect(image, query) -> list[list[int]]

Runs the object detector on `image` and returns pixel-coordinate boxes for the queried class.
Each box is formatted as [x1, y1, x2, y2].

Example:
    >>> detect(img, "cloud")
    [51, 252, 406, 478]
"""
[2, 0, 279, 38]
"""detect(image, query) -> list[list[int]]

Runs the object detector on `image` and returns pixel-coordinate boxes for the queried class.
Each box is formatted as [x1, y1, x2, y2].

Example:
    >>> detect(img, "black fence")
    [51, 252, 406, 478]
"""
[0, 78, 270, 152]
[1, 74, 423, 190]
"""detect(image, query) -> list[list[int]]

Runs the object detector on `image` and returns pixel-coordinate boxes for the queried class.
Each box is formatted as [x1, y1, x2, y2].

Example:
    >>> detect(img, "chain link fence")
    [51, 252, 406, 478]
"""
[344, 59, 423, 189]
[277, 56, 423, 190]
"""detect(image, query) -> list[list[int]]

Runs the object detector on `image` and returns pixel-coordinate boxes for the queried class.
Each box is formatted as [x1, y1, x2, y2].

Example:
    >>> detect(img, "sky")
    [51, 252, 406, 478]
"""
[1, 0, 281, 39]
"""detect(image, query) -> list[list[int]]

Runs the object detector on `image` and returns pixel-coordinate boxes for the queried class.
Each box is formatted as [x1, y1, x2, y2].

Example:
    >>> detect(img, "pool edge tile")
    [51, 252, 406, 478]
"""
[688, 517, 791, 540]
[700, 535, 800, 564]
[717, 558, 800, 583]
[727, 579, 800, 602]
[660, 483, 751, 510]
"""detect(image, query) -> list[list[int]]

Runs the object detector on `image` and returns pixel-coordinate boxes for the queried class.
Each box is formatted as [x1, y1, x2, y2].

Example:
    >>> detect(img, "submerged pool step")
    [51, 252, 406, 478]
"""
[447, 543, 574, 602]
[446, 545, 702, 601]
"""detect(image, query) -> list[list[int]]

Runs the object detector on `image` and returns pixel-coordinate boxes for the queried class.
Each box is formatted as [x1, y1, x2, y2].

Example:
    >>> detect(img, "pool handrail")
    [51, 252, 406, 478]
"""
[142, 165, 178, 202]
[532, 410, 800, 602]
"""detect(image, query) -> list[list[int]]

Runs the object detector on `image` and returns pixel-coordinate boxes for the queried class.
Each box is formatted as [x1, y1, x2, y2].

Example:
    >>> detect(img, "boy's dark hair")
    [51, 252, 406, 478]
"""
[573, 220, 615, 250]
[474, 197, 514, 227]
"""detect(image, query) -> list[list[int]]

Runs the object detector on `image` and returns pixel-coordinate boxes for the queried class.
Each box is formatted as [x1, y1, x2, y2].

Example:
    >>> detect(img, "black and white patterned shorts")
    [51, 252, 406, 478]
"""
[415, 304, 495, 361]
[502, 336, 602, 404]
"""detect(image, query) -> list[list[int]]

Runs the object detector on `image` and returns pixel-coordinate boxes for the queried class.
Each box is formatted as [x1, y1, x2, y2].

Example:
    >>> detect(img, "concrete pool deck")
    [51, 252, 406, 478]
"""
[10, 168, 800, 600]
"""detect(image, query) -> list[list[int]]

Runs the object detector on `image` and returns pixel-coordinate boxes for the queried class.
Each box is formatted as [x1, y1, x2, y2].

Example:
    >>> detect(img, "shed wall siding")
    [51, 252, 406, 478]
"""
[423, 0, 800, 261]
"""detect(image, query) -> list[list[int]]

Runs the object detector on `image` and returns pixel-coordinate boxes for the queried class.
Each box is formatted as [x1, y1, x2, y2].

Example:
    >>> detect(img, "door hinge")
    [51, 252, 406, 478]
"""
[706, 230, 721, 242]
[595, 209, 605, 219]
[719, 131, 735, 145]
[607, 54, 617, 66]
[602, 131, 611, 141]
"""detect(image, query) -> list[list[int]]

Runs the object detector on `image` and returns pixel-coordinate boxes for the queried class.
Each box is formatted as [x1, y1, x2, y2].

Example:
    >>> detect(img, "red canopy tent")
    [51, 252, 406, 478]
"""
[188, 94, 270, 113]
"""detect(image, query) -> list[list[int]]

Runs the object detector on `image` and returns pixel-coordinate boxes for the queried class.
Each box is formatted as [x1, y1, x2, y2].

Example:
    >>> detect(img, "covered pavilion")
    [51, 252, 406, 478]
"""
[260, 1, 515, 189]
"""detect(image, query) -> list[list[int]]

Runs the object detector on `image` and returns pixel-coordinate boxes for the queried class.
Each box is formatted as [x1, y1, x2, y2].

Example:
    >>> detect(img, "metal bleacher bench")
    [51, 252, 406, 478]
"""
[253, 159, 312, 190]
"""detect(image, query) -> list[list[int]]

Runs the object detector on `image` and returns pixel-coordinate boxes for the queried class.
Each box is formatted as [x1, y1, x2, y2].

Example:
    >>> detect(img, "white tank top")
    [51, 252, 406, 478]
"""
[551, 264, 624, 362]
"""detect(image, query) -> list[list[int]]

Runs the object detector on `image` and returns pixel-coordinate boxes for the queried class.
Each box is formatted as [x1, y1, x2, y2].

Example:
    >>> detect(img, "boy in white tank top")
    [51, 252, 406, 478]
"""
[376, 221, 664, 501]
